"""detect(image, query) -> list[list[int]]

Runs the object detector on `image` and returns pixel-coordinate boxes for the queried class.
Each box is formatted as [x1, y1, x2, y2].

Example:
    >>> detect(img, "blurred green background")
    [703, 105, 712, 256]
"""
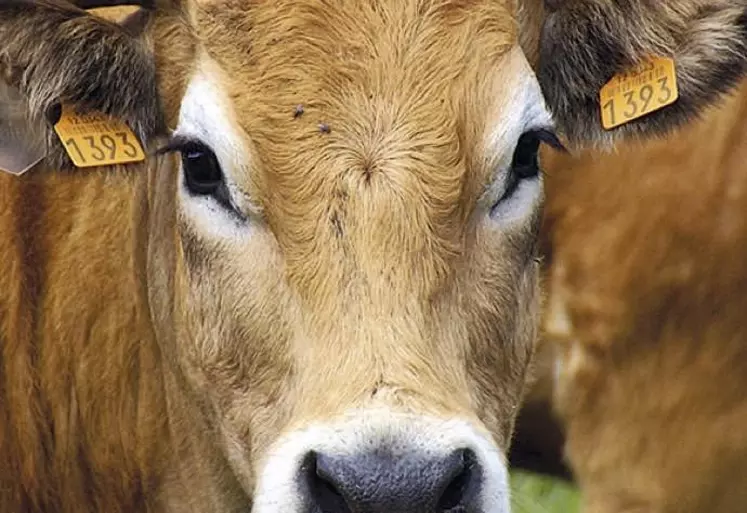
[509, 470, 581, 513]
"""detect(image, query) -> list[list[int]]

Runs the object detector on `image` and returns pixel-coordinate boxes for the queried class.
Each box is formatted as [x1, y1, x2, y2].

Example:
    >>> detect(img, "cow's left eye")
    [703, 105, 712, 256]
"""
[494, 129, 563, 207]
[512, 131, 542, 180]
[496, 131, 542, 204]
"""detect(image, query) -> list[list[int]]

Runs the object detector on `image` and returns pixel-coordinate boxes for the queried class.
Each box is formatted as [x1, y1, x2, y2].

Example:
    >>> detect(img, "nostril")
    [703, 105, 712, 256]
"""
[303, 451, 351, 513]
[437, 449, 478, 513]
[302, 447, 481, 513]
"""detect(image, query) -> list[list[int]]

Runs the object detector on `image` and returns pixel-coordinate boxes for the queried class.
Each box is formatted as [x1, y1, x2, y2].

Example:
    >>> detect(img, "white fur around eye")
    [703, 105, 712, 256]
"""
[175, 52, 258, 240]
[489, 173, 543, 224]
[483, 49, 551, 226]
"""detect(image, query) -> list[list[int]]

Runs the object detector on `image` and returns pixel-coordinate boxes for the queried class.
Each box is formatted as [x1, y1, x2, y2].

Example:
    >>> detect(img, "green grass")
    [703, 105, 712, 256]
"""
[509, 470, 581, 513]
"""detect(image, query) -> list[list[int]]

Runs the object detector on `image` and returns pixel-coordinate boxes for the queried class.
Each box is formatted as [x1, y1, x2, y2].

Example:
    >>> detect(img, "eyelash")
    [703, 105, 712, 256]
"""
[532, 129, 566, 152]
[488, 128, 565, 211]
[154, 135, 200, 156]
[154, 136, 249, 221]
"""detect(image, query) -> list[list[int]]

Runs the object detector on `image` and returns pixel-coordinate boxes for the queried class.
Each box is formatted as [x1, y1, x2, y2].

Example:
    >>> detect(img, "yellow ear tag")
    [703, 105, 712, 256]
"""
[53, 105, 146, 167]
[599, 56, 679, 130]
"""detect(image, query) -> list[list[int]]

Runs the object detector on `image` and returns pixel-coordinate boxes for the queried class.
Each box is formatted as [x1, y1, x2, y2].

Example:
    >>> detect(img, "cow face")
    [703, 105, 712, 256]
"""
[162, 4, 547, 512]
[1, 0, 746, 512]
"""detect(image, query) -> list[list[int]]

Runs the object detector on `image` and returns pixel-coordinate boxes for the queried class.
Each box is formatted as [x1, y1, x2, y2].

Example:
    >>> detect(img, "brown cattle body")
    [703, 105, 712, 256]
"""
[516, 76, 747, 513]
[1, 1, 746, 513]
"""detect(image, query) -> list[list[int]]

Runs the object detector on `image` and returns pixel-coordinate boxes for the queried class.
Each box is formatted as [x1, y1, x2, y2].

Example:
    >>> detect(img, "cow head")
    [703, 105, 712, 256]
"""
[1, 1, 745, 512]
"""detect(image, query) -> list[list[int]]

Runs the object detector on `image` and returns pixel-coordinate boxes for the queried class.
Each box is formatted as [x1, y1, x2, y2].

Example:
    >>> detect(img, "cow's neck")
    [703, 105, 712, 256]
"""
[0, 163, 242, 512]
[0, 165, 167, 511]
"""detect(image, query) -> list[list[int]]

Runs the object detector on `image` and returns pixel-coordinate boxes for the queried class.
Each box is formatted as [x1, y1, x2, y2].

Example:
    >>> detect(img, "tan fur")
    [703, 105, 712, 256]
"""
[1, 1, 746, 512]
[158, 0, 541, 487]
[518, 77, 747, 512]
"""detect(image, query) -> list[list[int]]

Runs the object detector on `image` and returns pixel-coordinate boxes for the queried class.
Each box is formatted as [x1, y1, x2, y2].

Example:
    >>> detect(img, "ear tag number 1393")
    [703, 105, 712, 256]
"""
[53, 105, 146, 167]
[599, 56, 679, 130]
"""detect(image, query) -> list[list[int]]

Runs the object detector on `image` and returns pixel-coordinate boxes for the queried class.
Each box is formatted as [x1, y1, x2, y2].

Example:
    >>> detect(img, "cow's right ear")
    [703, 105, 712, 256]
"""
[0, 0, 166, 170]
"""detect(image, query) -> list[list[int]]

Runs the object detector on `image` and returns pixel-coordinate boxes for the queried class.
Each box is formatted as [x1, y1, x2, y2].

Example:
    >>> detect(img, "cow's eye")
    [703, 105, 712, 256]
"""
[512, 131, 542, 180]
[181, 141, 224, 196]
[499, 131, 542, 202]
[495, 129, 562, 206]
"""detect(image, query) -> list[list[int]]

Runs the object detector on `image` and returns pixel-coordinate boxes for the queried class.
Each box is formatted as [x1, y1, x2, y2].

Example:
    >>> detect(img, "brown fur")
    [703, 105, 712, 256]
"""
[1, 1, 746, 512]
[0, 166, 168, 511]
[1, 2, 533, 512]
[515, 76, 747, 512]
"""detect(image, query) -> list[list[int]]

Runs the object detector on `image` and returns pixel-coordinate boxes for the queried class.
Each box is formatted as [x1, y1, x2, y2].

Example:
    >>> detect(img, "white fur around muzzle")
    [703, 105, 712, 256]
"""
[251, 409, 512, 513]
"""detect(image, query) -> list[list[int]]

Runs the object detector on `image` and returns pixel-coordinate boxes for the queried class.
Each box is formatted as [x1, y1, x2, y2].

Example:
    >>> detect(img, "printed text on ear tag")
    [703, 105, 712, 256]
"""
[599, 56, 679, 130]
[53, 105, 146, 167]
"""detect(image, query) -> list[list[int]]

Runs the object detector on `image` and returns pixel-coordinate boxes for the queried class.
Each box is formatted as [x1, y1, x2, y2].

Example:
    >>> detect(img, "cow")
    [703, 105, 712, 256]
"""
[1, 1, 746, 513]
[511, 74, 747, 513]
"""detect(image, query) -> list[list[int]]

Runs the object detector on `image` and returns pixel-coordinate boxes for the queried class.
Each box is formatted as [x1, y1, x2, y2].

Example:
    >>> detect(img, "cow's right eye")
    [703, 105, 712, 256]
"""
[181, 142, 224, 196]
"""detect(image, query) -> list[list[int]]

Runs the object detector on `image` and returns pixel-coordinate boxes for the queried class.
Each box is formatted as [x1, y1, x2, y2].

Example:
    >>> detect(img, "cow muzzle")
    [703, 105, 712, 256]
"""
[252, 410, 511, 513]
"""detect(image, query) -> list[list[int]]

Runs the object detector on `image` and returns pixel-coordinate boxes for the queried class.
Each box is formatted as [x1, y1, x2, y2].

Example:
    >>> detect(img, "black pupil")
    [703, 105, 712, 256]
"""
[182, 145, 223, 195]
[511, 132, 541, 180]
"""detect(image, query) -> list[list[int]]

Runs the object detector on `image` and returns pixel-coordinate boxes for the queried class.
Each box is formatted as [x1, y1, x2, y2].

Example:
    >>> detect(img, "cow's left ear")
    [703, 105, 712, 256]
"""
[523, 0, 747, 148]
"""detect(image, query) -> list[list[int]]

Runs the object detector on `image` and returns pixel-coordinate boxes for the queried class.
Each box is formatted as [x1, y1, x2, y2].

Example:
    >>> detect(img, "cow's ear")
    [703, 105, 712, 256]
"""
[527, 0, 747, 148]
[0, 0, 165, 169]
